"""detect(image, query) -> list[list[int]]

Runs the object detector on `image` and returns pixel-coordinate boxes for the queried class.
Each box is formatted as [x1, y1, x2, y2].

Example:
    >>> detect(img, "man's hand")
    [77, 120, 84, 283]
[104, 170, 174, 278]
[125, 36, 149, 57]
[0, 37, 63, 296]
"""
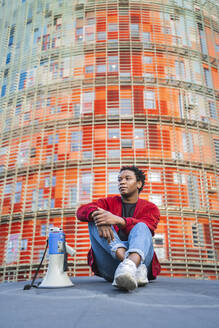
[97, 225, 114, 243]
[92, 208, 126, 227]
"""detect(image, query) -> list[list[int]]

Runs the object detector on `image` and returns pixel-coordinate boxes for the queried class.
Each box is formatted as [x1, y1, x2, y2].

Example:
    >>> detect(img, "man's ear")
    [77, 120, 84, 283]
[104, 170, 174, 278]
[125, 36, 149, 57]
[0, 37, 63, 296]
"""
[137, 180, 142, 191]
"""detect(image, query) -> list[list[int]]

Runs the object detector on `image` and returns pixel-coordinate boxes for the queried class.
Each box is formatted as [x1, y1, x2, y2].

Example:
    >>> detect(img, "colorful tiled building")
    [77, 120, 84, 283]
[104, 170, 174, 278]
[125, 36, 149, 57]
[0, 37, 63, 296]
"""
[0, 0, 218, 282]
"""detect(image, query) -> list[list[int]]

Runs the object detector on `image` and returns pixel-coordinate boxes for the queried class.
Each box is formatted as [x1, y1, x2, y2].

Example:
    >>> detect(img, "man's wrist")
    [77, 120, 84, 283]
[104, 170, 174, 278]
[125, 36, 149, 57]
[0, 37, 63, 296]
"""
[117, 216, 126, 228]
[89, 210, 95, 220]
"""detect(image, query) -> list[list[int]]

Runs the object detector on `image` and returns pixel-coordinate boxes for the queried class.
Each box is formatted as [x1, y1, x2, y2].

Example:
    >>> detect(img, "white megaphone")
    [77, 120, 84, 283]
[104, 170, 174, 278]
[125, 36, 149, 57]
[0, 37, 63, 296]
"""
[39, 227, 75, 288]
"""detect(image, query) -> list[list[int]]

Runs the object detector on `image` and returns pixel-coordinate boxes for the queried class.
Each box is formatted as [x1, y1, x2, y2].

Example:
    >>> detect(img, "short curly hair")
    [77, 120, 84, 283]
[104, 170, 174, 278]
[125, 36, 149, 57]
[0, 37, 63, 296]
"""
[119, 166, 145, 193]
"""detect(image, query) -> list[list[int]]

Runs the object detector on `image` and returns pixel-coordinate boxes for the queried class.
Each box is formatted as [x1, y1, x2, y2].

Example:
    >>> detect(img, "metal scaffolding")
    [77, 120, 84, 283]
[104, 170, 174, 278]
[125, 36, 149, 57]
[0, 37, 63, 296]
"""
[0, 0, 218, 281]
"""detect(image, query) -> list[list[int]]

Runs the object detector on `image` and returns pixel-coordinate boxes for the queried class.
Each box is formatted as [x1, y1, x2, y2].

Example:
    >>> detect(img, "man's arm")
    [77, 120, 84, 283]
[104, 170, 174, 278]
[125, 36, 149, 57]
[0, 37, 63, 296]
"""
[92, 208, 126, 228]
[76, 198, 109, 222]
[76, 199, 123, 243]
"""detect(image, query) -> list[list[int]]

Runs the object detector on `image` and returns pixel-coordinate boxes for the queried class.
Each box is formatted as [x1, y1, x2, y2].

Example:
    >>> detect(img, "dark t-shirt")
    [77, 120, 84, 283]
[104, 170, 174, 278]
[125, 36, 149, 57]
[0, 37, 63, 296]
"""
[118, 201, 137, 241]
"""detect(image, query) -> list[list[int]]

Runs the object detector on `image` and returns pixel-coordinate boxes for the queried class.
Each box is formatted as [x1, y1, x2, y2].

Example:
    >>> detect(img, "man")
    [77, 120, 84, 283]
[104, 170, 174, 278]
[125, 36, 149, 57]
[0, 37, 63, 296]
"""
[76, 166, 161, 291]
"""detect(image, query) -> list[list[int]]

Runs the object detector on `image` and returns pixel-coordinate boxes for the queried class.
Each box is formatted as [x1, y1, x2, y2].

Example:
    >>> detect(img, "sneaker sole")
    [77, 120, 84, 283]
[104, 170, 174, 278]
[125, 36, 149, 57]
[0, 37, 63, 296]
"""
[115, 273, 137, 291]
[137, 280, 148, 287]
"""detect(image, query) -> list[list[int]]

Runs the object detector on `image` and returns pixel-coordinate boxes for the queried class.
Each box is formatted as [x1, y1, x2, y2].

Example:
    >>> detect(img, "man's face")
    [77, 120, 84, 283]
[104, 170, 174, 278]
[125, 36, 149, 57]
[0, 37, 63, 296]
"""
[118, 170, 142, 197]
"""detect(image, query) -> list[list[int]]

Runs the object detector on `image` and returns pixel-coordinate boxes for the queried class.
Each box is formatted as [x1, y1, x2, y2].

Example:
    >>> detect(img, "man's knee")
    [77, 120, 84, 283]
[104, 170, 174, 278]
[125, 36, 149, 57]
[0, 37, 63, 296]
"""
[88, 221, 97, 235]
[133, 222, 152, 238]
[135, 222, 150, 232]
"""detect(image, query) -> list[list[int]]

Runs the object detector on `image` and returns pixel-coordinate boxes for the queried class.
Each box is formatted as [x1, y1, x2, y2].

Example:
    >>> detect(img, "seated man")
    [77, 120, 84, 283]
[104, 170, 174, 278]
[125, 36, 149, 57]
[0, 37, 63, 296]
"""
[76, 165, 161, 291]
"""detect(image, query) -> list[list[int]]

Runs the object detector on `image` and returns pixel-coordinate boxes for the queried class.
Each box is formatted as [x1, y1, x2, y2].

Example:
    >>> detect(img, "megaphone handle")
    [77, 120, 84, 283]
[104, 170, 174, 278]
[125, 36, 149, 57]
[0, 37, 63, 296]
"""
[24, 239, 49, 290]
[63, 241, 68, 272]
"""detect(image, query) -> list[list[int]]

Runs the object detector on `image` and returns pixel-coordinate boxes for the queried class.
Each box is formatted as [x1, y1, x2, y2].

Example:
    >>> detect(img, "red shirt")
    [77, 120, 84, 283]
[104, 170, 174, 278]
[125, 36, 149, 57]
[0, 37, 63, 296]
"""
[77, 195, 161, 279]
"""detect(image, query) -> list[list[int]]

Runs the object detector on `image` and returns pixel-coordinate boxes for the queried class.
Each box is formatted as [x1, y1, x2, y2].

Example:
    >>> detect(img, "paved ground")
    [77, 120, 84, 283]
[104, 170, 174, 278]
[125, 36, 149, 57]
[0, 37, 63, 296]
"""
[0, 276, 219, 328]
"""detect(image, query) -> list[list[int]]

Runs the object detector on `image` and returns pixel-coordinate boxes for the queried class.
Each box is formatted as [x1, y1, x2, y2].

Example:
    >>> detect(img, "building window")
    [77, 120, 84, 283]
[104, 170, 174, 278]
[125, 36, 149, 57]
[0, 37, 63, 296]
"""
[198, 23, 207, 55]
[6, 53, 11, 64]
[32, 189, 51, 211]
[108, 128, 120, 139]
[143, 56, 153, 64]
[162, 27, 171, 34]
[6, 234, 19, 264]
[17, 144, 29, 166]
[32, 189, 37, 211]
[1, 85, 6, 97]
[153, 233, 166, 260]
[121, 139, 132, 148]
[149, 194, 162, 206]
[108, 171, 119, 194]
[144, 90, 156, 109]
[18, 72, 27, 90]
[69, 186, 77, 206]
[71, 131, 82, 152]
[214, 139, 219, 164]
[108, 107, 119, 116]
[143, 73, 154, 79]
[23, 112, 30, 122]
[134, 128, 145, 149]
[13, 192, 21, 203]
[0, 146, 8, 156]
[97, 64, 106, 73]
[76, 27, 83, 41]
[183, 132, 193, 153]
[204, 68, 213, 88]
[187, 175, 200, 208]
[208, 101, 217, 119]
[142, 32, 151, 43]
[86, 18, 95, 26]
[192, 223, 204, 247]
[0, 165, 5, 173]
[108, 23, 118, 32]
[74, 103, 80, 117]
[85, 33, 95, 42]
[97, 31, 106, 40]
[46, 154, 58, 163]
[173, 173, 186, 184]
[4, 183, 12, 195]
[148, 171, 161, 183]
[108, 149, 120, 158]
[108, 56, 118, 72]
[50, 106, 61, 114]
[21, 239, 28, 251]
[80, 173, 92, 201]
[45, 176, 56, 188]
[120, 98, 132, 115]
[175, 60, 185, 80]
[41, 224, 54, 236]
[178, 93, 184, 118]
[48, 134, 59, 144]
[85, 65, 94, 74]
[82, 151, 92, 160]
[82, 91, 94, 113]
[12, 181, 22, 204]
[131, 23, 139, 37]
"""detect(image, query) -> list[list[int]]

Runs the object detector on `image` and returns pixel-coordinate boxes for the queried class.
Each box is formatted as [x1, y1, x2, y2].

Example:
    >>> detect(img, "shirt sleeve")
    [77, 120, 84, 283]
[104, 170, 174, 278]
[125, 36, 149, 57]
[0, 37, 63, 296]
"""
[121, 203, 160, 236]
[76, 198, 109, 222]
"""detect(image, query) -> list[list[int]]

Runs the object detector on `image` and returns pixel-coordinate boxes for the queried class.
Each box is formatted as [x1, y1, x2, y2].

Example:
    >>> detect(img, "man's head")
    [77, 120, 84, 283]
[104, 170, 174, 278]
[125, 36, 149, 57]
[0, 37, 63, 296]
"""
[118, 166, 145, 198]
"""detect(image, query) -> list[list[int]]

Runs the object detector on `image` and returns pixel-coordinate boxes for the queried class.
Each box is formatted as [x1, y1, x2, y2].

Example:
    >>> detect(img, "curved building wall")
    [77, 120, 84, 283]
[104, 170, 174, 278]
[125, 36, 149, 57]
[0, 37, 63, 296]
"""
[0, 0, 219, 281]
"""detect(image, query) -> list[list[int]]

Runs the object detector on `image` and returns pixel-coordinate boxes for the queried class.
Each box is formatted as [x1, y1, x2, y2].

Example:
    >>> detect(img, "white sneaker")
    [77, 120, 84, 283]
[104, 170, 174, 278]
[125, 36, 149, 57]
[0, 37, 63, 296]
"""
[112, 259, 138, 291]
[136, 264, 149, 287]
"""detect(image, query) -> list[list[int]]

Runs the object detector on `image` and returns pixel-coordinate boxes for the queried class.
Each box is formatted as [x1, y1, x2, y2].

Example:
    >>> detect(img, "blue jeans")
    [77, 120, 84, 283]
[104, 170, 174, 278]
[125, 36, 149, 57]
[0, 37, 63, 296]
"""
[88, 222, 154, 282]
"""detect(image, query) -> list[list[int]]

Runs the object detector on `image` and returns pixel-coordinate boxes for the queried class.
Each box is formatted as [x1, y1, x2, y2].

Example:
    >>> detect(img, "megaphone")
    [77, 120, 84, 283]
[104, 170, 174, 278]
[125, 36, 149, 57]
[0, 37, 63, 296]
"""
[38, 227, 75, 288]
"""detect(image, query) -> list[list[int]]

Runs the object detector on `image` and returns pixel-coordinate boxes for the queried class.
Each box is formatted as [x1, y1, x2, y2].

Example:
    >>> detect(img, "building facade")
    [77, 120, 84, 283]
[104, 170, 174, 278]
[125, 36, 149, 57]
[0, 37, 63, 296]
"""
[0, 0, 219, 282]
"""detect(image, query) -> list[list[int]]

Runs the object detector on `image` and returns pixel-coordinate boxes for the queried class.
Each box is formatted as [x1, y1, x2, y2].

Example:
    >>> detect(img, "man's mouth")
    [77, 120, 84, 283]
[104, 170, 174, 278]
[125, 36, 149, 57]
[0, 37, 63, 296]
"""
[119, 186, 127, 190]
